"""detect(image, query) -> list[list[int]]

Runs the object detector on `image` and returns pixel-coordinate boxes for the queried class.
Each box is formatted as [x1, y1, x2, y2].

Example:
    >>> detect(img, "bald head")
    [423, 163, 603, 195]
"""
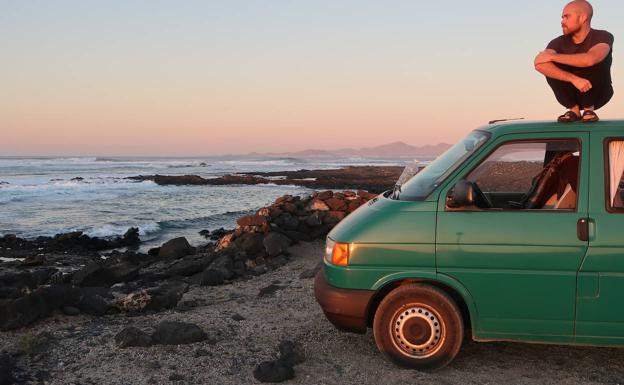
[561, 0, 593, 36]
[565, 1, 593, 21]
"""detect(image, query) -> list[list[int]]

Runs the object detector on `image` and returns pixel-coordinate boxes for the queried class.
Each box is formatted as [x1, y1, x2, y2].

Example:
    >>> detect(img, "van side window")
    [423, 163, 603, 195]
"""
[606, 139, 624, 210]
[450, 139, 580, 210]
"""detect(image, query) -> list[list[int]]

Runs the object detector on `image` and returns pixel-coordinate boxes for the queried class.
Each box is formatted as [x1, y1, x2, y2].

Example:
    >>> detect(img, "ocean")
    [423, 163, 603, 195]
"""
[0, 156, 413, 251]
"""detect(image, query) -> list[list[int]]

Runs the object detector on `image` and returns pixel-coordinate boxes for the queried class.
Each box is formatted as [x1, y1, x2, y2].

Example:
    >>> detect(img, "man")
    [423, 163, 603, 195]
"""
[535, 1, 613, 123]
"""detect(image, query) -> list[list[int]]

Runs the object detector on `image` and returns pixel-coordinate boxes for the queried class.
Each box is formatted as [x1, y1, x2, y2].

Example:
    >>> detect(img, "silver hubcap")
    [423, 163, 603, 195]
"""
[390, 305, 444, 358]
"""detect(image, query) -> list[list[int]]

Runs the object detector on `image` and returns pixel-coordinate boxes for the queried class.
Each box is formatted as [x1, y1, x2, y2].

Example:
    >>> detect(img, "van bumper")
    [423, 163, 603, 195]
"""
[314, 267, 375, 334]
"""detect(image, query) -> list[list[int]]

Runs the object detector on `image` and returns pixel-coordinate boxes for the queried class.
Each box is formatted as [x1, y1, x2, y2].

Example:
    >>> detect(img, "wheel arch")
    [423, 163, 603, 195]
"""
[366, 274, 478, 335]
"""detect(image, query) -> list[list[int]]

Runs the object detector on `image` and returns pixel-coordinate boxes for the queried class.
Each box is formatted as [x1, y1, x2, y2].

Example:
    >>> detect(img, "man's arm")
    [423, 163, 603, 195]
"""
[534, 49, 592, 92]
[535, 43, 611, 67]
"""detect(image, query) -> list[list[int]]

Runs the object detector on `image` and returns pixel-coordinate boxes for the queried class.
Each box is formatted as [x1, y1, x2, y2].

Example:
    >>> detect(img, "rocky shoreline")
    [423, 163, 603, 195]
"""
[0, 189, 378, 384]
[128, 165, 404, 194]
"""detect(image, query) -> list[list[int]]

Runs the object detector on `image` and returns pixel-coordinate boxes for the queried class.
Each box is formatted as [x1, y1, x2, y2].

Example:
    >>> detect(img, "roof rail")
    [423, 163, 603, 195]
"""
[488, 117, 525, 124]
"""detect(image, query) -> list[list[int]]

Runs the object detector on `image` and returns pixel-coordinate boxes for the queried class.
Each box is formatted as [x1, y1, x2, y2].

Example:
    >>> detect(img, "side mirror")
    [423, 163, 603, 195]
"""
[447, 180, 475, 208]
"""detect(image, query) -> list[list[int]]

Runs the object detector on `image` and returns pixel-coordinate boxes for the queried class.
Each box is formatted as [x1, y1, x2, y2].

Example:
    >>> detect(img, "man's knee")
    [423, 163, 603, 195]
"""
[546, 77, 578, 108]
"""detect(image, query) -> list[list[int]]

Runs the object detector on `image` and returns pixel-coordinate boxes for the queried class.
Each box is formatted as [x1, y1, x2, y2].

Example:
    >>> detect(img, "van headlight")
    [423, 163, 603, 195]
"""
[324, 237, 349, 266]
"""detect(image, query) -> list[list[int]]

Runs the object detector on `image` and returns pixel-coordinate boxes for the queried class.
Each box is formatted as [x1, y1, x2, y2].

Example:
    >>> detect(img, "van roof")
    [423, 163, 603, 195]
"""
[481, 119, 624, 136]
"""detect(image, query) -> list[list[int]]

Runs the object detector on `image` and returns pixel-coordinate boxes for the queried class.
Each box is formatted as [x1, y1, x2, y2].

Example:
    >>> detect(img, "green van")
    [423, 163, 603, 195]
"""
[314, 120, 624, 370]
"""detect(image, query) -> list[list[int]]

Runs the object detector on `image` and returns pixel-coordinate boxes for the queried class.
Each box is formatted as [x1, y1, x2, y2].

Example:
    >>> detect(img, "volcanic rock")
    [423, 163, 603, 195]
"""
[0, 284, 81, 331]
[115, 326, 153, 348]
[200, 269, 225, 286]
[232, 232, 265, 256]
[303, 212, 323, 227]
[323, 211, 346, 225]
[0, 353, 14, 385]
[158, 237, 195, 259]
[151, 321, 208, 345]
[208, 254, 235, 279]
[71, 260, 139, 287]
[263, 233, 291, 257]
[122, 227, 141, 245]
[308, 199, 330, 211]
[274, 213, 299, 231]
[253, 360, 294, 383]
[237, 215, 268, 228]
[325, 197, 347, 211]
[145, 281, 189, 311]
[78, 288, 110, 316]
[316, 191, 333, 200]
[163, 254, 215, 278]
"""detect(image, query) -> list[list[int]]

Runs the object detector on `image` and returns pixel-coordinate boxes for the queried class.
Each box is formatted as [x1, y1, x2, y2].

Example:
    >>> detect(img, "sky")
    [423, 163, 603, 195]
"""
[1, 0, 622, 156]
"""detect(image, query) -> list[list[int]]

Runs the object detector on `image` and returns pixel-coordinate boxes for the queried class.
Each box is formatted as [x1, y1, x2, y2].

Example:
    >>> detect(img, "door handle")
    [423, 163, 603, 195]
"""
[577, 218, 589, 241]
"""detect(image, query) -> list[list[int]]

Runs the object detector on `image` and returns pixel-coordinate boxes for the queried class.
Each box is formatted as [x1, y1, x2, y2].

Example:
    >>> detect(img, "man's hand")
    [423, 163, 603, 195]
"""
[534, 51, 555, 66]
[571, 77, 592, 93]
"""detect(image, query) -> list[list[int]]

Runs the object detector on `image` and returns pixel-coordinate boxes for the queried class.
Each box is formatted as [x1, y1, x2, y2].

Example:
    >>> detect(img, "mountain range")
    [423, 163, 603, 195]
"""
[247, 141, 451, 159]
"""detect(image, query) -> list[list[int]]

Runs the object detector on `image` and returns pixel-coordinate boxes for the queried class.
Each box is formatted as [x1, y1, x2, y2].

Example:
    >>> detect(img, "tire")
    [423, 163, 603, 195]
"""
[373, 283, 464, 370]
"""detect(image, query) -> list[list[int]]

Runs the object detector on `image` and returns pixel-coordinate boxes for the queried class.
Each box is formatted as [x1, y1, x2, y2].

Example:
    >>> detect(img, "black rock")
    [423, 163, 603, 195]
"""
[0, 287, 20, 300]
[78, 290, 109, 316]
[199, 269, 225, 286]
[253, 360, 294, 383]
[148, 247, 160, 256]
[0, 268, 58, 291]
[0, 353, 14, 385]
[274, 213, 299, 231]
[199, 230, 210, 238]
[0, 284, 81, 331]
[164, 254, 215, 278]
[115, 326, 153, 348]
[262, 233, 292, 257]
[122, 227, 141, 245]
[231, 313, 245, 321]
[278, 340, 305, 366]
[20, 254, 46, 267]
[233, 232, 265, 256]
[208, 254, 235, 279]
[258, 284, 284, 297]
[304, 211, 323, 227]
[71, 260, 139, 287]
[152, 321, 207, 345]
[146, 281, 189, 311]
[158, 237, 195, 259]
[209, 228, 232, 241]
[62, 306, 80, 316]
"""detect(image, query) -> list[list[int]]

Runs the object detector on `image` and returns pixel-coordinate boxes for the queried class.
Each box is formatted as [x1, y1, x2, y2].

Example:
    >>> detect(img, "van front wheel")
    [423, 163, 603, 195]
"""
[373, 284, 463, 370]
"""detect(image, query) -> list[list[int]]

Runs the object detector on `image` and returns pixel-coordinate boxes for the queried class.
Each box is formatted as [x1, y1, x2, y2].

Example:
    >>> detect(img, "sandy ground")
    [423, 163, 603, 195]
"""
[3, 240, 624, 385]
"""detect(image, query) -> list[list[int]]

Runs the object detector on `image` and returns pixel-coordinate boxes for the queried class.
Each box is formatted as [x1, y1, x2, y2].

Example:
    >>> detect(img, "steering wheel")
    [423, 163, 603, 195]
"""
[470, 181, 494, 209]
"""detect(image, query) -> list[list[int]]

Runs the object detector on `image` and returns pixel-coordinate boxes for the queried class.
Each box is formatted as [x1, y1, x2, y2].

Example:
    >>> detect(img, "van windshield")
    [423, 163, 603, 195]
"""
[394, 130, 490, 201]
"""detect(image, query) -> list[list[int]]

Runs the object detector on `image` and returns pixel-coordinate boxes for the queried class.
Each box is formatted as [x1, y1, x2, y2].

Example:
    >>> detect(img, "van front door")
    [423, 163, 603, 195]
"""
[436, 133, 589, 341]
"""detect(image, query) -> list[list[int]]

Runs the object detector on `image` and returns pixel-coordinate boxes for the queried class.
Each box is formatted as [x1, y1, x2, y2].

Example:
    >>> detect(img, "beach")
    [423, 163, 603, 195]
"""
[2, 240, 623, 385]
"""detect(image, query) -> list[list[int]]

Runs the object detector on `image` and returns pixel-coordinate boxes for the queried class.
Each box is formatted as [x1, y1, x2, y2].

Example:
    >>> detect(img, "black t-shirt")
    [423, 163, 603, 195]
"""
[546, 29, 613, 76]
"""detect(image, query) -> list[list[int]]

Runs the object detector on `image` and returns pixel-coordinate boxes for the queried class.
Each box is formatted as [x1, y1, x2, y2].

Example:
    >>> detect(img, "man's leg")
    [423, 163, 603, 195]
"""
[573, 66, 614, 110]
[546, 77, 581, 119]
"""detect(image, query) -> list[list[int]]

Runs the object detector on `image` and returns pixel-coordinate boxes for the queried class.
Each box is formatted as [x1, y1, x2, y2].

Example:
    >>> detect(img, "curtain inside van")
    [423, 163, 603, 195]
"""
[609, 141, 624, 206]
